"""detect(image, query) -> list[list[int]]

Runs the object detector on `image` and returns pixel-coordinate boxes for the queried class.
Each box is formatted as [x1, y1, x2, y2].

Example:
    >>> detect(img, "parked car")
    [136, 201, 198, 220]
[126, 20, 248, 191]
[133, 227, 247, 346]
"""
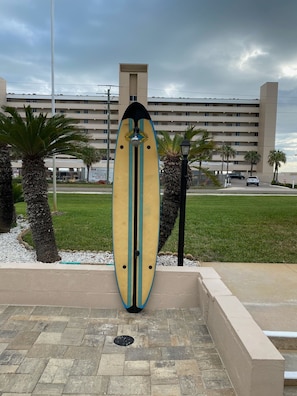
[228, 172, 245, 180]
[246, 176, 260, 186]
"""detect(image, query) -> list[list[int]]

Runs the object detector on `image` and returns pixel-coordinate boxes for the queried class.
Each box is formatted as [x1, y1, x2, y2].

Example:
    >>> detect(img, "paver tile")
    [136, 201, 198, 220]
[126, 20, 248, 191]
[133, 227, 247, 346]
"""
[108, 375, 150, 395]
[39, 358, 74, 384]
[8, 331, 40, 349]
[151, 383, 181, 396]
[150, 360, 178, 385]
[70, 359, 99, 376]
[59, 328, 84, 346]
[98, 353, 125, 375]
[63, 375, 109, 394]
[124, 360, 150, 376]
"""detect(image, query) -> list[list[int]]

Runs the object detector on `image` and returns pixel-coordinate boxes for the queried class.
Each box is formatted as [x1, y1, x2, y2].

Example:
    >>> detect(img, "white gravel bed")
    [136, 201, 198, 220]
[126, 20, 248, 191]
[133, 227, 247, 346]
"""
[0, 217, 198, 267]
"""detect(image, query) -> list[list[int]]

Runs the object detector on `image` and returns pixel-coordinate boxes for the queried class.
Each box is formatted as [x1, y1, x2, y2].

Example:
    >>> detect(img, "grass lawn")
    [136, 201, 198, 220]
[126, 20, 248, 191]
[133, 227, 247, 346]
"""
[16, 194, 297, 263]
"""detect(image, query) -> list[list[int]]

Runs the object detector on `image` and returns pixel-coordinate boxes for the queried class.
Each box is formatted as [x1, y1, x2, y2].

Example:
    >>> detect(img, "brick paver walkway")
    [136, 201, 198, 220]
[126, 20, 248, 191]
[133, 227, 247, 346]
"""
[0, 305, 236, 395]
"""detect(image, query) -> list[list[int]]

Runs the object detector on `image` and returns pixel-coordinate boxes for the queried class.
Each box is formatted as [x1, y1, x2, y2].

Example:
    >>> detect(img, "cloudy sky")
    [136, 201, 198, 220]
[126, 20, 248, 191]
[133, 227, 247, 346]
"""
[1, 0, 297, 171]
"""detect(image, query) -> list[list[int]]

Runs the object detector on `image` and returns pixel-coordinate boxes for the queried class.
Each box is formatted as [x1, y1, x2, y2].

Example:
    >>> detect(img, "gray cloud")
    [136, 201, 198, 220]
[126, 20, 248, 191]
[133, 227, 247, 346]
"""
[1, 0, 297, 169]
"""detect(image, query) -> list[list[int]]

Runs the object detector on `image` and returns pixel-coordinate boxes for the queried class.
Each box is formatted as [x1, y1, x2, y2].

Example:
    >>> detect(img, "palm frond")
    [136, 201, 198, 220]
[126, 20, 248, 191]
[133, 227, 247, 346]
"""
[0, 105, 88, 159]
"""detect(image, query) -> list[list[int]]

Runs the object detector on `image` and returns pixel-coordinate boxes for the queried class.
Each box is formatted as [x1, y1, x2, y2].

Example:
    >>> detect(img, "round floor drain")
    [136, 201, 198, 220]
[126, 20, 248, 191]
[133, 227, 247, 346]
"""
[114, 335, 134, 346]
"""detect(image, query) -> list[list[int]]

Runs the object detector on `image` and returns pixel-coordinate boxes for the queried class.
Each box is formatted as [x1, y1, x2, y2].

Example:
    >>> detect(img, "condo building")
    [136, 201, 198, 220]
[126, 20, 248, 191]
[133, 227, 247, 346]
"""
[0, 63, 278, 182]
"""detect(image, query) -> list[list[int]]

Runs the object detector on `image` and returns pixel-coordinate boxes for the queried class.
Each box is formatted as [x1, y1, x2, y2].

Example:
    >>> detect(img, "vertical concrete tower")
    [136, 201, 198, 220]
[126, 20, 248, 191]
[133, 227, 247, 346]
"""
[257, 82, 278, 182]
[118, 64, 148, 120]
[0, 78, 7, 107]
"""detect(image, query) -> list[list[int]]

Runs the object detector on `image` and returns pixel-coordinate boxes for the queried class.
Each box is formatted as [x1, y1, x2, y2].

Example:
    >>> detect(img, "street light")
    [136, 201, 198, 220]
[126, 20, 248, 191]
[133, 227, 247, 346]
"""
[178, 139, 190, 266]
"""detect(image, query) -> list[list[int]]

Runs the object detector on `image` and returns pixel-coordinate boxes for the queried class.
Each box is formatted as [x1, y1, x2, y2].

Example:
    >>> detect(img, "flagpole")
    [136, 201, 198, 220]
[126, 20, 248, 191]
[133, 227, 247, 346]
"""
[51, 0, 57, 212]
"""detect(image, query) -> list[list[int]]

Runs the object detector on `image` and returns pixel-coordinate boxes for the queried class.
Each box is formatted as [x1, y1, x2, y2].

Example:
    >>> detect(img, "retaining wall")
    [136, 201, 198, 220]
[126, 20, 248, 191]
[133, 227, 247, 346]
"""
[0, 263, 284, 396]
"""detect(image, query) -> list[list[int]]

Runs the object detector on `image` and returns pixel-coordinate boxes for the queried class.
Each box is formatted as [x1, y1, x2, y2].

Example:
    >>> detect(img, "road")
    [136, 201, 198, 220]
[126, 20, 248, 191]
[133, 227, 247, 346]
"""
[48, 179, 297, 195]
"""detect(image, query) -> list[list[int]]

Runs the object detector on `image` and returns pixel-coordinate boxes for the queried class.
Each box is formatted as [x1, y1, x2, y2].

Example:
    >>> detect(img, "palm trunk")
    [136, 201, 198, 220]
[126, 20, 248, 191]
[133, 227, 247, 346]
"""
[0, 144, 14, 233]
[158, 156, 182, 251]
[158, 189, 180, 251]
[22, 157, 61, 263]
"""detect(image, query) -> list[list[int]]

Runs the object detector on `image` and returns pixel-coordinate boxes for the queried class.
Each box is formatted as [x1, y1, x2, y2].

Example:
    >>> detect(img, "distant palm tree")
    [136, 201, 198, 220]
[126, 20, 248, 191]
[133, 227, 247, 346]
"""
[0, 143, 14, 232]
[76, 146, 102, 182]
[244, 151, 261, 176]
[219, 144, 236, 175]
[0, 105, 88, 262]
[268, 149, 287, 183]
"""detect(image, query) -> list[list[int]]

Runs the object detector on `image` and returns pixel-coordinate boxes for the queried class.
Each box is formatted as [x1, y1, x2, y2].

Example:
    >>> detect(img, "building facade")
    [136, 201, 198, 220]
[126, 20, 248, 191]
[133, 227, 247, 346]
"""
[0, 64, 278, 181]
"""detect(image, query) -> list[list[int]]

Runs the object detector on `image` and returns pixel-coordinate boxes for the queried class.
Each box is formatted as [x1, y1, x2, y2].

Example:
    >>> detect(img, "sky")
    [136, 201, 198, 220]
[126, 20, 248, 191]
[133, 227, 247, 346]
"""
[1, 0, 297, 172]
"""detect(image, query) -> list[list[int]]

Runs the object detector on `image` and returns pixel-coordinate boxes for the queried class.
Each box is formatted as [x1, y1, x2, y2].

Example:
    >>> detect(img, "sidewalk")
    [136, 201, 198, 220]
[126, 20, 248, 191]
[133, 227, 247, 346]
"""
[0, 305, 236, 395]
[201, 262, 297, 331]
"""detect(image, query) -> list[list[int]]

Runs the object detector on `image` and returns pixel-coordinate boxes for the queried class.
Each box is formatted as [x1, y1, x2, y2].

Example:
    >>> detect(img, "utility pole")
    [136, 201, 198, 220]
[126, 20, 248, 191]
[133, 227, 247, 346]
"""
[51, 0, 57, 212]
[98, 85, 119, 184]
[106, 87, 110, 184]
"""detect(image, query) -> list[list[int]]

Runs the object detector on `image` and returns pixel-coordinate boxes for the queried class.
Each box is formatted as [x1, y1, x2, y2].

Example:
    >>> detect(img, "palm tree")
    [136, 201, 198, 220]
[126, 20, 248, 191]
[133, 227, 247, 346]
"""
[219, 144, 236, 175]
[187, 128, 218, 186]
[76, 146, 102, 182]
[244, 151, 261, 176]
[0, 143, 14, 232]
[0, 105, 88, 262]
[268, 149, 287, 183]
[158, 131, 183, 251]
[157, 127, 216, 251]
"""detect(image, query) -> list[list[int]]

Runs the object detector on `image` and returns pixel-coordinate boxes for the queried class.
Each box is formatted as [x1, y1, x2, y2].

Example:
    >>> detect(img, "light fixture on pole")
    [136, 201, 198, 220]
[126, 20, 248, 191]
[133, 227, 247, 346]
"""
[178, 139, 190, 266]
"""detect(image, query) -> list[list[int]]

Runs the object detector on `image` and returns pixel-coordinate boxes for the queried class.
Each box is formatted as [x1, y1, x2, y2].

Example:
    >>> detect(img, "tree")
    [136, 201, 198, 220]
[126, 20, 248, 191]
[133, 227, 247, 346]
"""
[244, 151, 261, 176]
[0, 105, 88, 262]
[187, 128, 218, 186]
[157, 131, 183, 251]
[219, 144, 236, 175]
[76, 146, 102, 182]
[268, 149, 287, 183]
[157, 127, 216, 251]
[0, 143, 14, 232]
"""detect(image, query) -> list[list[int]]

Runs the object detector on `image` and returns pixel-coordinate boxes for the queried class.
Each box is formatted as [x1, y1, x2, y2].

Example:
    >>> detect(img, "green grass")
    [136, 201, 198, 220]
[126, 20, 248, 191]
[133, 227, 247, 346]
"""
[16, 194, 297, 263]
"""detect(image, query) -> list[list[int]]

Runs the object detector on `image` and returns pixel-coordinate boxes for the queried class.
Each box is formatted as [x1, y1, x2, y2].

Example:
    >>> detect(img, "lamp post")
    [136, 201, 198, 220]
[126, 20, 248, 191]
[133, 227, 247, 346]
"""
[178, 139, 190, 266]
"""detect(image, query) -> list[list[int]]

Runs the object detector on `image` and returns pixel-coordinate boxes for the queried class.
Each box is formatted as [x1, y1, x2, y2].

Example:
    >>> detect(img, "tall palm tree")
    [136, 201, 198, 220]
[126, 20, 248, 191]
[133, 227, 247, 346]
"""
[268, 149, 287, 183]
[158, 131, 183, 251]
[0, 143, 14, 232]
[157, 127, 216, 251]
[244, 151, 261, 176]
[0, 105, 88, 262]
[219, 144, 236, 175]
[76, 146, 102, 182]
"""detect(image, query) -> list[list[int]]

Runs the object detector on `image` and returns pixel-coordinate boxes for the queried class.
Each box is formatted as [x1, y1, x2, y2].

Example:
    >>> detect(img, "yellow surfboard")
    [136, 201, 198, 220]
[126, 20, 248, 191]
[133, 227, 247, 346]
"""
[113, 102, 160, 312]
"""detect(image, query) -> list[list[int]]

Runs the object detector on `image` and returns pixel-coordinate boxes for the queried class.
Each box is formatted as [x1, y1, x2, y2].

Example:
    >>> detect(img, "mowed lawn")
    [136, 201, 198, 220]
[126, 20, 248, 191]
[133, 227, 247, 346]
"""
[16, 194, 297, 263]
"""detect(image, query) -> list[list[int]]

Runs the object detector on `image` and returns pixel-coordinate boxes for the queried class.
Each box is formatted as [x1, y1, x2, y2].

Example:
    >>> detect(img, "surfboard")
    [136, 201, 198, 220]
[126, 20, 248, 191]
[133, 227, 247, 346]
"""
[113, 102, 160, 313]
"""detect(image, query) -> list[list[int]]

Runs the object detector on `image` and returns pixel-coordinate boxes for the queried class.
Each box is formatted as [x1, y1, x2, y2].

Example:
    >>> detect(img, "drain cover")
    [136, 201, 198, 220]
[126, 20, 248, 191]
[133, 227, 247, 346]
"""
[114, 335, 134, 346]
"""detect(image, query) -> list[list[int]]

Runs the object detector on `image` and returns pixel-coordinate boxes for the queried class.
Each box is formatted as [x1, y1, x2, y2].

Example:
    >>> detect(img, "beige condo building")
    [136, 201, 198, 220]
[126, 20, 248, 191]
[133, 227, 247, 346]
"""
[0, 63, 278, 182]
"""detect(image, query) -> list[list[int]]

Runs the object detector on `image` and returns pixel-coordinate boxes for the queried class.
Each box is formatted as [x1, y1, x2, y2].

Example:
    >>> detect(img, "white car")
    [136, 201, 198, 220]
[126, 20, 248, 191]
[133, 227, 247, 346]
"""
[246, 176, 259, 186]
